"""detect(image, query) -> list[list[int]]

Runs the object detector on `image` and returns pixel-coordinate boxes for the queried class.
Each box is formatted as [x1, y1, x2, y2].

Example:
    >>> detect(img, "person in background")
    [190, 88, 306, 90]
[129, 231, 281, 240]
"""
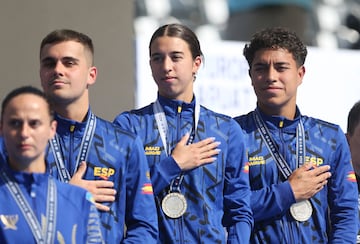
[346, 100, 360, 243]
[223, 0, 316, 46]
[114, 23, 253, 243]
[234, 26, 358, 243]
[0, 85, 103, 243]
[39, 29, 158, 243]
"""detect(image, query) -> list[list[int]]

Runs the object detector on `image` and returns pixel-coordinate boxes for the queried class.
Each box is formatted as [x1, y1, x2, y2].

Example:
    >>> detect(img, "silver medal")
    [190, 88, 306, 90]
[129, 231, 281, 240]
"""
[162, 192, 187, 218]
[290, 200, 313, 222]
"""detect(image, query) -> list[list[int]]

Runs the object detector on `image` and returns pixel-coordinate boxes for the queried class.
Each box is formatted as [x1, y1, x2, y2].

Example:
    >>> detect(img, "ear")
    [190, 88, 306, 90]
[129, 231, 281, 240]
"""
[297, 65, 305, 85]
[192, 56, 202, 74]
[87, 66, 97, 86]
[49, 120, 57, 139]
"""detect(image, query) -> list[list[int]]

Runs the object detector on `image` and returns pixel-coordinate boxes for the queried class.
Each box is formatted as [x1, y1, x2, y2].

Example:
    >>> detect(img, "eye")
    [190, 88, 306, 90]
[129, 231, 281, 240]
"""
[63, 58, 78, 67]
[171, 55, 182, 62]
[41, 59, 56, 69]
[151, 54, 163, 63]
[8, 119, 22, 128]
[29, 120, 42, 128]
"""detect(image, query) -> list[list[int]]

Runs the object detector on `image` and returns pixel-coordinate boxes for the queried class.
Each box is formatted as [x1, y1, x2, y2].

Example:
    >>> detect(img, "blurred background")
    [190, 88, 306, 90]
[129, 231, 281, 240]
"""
[134, 0, 360, 49]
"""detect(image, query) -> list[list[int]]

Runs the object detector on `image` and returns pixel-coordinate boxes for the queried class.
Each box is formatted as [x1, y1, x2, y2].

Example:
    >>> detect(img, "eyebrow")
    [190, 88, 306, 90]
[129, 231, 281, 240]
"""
[41, 56, 79, 63]
[151, 51, 184, 57]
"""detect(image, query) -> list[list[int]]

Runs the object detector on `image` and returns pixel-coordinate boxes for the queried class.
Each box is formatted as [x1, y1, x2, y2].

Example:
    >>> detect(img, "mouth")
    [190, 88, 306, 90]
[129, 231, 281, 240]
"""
[49, 77, 69, 86]
[162, 76, 176, 82]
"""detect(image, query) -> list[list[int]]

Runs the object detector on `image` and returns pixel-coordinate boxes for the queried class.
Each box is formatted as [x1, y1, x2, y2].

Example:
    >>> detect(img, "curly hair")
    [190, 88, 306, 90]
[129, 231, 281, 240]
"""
[243, 27, 307, 68]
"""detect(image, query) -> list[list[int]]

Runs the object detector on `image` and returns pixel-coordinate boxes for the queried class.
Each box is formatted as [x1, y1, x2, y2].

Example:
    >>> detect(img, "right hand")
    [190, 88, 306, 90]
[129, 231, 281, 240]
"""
[288, 163, 331, 201]
[70, 161, 117, 211]
[171, 133, 221, 171]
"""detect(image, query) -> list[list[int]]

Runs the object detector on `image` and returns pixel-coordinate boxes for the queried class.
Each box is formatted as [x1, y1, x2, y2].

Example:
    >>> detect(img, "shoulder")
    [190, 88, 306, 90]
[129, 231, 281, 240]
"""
[302, 115, 343, 133]
[95, 116, 139, 140]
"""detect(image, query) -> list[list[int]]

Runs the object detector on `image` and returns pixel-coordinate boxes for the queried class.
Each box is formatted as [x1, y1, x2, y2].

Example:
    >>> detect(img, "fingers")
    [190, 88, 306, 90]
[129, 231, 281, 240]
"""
[72, 161, 87, 180]
[179, 133, 191, 145]
[94, 202, 111, 212]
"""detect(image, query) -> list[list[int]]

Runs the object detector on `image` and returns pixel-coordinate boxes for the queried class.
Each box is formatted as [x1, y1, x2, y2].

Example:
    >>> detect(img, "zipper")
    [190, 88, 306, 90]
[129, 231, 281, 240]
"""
[176, 104, 185, 244]
[69, 124, 75, 175]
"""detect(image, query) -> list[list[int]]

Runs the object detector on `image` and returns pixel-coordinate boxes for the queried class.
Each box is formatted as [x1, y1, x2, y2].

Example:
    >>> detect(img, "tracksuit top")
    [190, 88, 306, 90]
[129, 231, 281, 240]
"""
[114, 95, 253, 243]
[234, 107, 359, 243]
[45, 109, 158, 243]
[0, 164, 103, 244]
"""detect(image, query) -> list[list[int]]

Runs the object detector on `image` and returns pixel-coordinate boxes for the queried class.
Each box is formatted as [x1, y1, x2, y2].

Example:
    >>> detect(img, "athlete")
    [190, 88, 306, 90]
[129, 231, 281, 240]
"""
[114, 23, 253, 243]
[39, 29, 158, 243]
[234, 26, 358, 243]
[346, 100, 360, 243]
[0, 86, 103, 243]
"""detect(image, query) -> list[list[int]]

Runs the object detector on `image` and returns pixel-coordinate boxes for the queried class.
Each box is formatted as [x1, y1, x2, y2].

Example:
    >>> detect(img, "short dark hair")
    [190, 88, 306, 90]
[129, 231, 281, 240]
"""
[1, 86, 54, 122]
[149, 23, 203, 60]
[347, 100, 360, 135]
[243, 26, 307, 68]
[40, 29, 94, 65]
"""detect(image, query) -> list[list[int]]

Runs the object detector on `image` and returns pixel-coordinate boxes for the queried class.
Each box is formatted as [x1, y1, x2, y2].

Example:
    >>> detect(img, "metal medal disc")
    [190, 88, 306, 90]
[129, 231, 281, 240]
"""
[162, 192, 187, 219]
[290, 200, 313, 222]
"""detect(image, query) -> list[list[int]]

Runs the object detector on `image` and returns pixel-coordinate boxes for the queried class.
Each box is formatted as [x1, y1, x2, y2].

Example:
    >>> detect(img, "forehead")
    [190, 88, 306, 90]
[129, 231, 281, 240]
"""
[150, 36, 190, 54]
[253, 48, 295, 64]
[40, 40, 86, 59]
[3, 94, 48, 117]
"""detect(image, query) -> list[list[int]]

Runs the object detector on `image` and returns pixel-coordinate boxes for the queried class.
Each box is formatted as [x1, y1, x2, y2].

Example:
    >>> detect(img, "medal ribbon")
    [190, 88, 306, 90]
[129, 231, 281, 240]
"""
[153, 99, 200, 192]
[0, 170, 57, 244]
[50, 111, 97, 182]
[253, 109, 306, 179]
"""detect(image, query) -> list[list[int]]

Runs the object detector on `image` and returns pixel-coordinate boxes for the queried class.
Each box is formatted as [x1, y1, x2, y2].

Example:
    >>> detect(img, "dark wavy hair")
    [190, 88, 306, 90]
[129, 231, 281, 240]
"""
[243, 26, 307, 68]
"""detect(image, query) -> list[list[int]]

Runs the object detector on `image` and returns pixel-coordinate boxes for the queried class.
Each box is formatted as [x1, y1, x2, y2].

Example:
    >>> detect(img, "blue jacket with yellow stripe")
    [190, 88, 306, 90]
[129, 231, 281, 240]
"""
[45, 109, 158, 244]
[234, 107, 359, 243]
[114, 95, 253, 243]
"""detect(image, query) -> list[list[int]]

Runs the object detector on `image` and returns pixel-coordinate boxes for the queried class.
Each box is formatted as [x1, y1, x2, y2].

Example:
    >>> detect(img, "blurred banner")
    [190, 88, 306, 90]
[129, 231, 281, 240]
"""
[136, 37, 360, 131]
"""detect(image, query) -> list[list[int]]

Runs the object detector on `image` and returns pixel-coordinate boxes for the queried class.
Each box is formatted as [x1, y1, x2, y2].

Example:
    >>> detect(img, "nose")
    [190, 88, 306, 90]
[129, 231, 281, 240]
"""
[163, 56, 172, 73]
[20, 123, 30, 138]
[53, 61, 64, 76]
[266, 66, 277, 82]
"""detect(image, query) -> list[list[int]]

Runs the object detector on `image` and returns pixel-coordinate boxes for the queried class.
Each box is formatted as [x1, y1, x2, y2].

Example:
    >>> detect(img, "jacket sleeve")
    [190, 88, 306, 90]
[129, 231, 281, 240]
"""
[123, 136, 158, 243]
[327, 129, 358, 243]
[223, 120, 253, 243]
[251, 181, 295, 222]
[113, 112, 182, 195]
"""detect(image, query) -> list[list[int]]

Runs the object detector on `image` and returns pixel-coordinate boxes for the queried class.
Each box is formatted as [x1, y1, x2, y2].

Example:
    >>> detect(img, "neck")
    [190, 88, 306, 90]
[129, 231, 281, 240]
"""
[160, 92, 194, 104]
[9, 158, 46, 174]
[54, 102, 89, 122]
[258, 103, 297, 120]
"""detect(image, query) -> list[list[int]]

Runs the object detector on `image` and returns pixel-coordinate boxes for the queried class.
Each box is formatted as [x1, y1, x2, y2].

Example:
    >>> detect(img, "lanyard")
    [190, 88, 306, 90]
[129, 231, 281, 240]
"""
[253, 109, 306, 179]
[153, 99, 200, 156]
[49, 111, 97, 182]
[0, 170, 57, 244]
[153, 99, 200, 192]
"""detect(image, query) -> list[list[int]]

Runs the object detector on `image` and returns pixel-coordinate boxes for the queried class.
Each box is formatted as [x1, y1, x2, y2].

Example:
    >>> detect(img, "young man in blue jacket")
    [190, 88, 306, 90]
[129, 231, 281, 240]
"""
[114, 23, 253, 243]
[39, 29, 158, 243]
[234, 26, 358, 243]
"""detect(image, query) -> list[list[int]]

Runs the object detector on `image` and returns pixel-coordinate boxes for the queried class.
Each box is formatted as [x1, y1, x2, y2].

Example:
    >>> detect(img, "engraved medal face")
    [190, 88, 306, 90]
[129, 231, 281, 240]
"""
[290, 200, 313, 222]
[161, 192, 187, 219]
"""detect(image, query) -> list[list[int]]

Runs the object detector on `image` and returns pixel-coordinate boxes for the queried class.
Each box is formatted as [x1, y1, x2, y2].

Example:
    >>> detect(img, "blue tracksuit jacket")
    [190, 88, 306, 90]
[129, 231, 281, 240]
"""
[114, 95, 253, 243]
[0, 165, 103, 244]
[234, 108, 359, 243]
[45, 109, 158, 243]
